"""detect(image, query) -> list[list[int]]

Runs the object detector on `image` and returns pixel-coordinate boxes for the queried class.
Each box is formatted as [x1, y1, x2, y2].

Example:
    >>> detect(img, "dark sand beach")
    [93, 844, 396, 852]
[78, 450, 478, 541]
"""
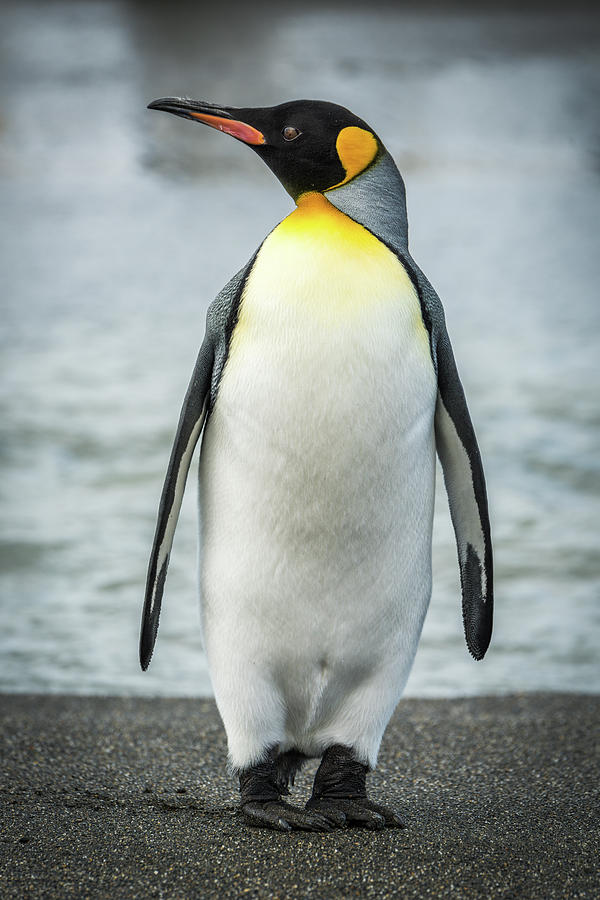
[1, 693, 598, 898]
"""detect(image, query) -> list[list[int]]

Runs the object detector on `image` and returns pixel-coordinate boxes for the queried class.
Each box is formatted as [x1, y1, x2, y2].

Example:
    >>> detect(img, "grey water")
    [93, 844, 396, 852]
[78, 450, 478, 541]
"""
[1, 1, 598, 698]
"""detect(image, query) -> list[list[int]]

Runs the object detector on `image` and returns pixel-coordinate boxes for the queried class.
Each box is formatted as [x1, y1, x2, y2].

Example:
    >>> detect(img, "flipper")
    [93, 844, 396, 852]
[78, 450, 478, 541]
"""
[139, 265, 252, 670]
[403, 258, 494, 660]
[139, 333, 213, 671]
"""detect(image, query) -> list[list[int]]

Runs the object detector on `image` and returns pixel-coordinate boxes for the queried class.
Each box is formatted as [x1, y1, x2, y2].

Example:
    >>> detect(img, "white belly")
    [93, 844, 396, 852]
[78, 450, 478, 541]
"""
[198, 194, 437, 768]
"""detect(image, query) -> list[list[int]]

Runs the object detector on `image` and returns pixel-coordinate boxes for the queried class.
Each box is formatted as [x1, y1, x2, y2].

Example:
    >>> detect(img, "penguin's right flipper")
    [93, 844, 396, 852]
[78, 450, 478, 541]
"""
[139, 331, 213, 671]
[139, 264, 252, 670]
[402, 257, 493, 661]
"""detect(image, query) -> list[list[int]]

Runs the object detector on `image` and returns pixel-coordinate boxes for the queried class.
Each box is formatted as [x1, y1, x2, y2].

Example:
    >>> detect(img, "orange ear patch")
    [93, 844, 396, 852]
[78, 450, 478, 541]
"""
[330, 126, 378, 189]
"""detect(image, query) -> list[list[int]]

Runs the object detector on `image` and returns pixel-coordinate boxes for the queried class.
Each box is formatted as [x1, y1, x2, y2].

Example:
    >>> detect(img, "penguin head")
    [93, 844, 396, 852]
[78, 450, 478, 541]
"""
[147, 98, 382, 201]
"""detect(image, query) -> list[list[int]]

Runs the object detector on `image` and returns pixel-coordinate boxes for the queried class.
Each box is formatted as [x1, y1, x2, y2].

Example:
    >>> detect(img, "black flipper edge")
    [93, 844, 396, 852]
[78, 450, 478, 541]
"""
[139, 334, 214, 670]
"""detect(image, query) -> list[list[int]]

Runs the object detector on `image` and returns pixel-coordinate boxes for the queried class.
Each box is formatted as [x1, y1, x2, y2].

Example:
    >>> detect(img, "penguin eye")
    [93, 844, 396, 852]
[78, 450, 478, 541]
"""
[282, 126, 302, 142]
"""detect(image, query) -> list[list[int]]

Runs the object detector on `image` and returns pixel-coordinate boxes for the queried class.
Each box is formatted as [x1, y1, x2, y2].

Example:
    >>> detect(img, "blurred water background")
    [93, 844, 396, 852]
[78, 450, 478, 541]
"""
[1, 1, 598, 697]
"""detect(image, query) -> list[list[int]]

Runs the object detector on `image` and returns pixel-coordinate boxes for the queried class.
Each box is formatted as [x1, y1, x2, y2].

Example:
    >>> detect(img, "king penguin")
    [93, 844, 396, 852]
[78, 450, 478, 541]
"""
[141, 97, 493, 832]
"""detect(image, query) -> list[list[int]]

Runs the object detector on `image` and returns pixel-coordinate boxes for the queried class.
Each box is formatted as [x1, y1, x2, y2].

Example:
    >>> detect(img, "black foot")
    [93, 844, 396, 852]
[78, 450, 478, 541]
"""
[306, 744, 405, 830]
[307, 796, 404, 830]
[242, 799, 341, 832]
[239, 747, 344, 832]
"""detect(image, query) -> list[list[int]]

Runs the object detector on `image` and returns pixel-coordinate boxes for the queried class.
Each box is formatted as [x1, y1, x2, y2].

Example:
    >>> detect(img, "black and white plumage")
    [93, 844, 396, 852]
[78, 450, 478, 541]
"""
[140, 98, 493, 831]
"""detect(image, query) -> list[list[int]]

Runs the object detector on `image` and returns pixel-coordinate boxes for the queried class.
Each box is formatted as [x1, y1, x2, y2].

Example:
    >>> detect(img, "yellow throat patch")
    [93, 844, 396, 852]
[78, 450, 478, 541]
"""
[233, 192, 430, 346]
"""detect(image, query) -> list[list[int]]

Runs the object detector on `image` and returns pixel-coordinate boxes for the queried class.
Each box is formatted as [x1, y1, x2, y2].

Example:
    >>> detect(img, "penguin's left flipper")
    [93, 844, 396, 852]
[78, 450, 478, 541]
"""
[404, 259, 494, 660]
[139, 264, 253, 671]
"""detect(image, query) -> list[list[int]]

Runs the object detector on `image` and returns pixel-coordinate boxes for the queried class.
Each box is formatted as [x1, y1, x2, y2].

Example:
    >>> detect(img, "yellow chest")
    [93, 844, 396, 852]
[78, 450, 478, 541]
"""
[232, 192, 429, 343]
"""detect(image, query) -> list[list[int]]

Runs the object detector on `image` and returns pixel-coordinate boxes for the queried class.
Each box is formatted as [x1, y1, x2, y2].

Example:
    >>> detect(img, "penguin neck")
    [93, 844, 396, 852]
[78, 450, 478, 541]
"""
[279, 192, 381, 253]
[323, 151, 409, 257]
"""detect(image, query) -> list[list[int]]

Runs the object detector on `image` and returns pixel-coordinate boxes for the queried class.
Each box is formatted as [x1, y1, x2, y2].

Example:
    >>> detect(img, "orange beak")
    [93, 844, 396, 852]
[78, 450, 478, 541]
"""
[147, 98, 266, 146]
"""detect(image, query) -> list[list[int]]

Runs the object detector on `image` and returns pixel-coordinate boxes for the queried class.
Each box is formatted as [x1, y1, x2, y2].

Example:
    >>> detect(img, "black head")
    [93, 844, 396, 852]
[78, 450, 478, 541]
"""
[147, 98, 383, 201]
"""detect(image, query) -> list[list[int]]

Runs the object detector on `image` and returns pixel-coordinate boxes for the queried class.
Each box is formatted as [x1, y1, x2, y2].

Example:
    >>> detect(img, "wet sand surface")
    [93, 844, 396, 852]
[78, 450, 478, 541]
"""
[1, 693, 598, 898]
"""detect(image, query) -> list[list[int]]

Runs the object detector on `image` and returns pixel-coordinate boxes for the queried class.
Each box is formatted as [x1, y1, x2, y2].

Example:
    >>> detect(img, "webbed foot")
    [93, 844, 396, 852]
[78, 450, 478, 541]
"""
[242, 799, 342, 832]
[306, 744, 405, 830]
[307, 796, 404, 829]
[239, 747, 345, 832]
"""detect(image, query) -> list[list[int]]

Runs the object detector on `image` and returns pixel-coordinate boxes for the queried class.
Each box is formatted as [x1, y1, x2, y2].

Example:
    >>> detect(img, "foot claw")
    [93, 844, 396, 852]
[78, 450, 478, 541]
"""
[369, 801, 405, 828]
